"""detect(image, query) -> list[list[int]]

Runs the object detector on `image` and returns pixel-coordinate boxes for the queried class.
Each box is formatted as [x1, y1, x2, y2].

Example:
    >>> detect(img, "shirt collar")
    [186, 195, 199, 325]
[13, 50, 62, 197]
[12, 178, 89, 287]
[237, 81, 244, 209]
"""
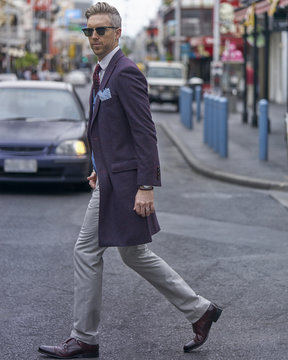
[98, 46, 120, 71]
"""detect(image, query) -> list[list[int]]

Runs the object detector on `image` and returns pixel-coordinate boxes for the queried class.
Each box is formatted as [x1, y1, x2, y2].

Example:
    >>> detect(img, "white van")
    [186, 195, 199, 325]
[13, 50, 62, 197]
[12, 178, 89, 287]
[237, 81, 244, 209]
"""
[146, 61, 186, 110]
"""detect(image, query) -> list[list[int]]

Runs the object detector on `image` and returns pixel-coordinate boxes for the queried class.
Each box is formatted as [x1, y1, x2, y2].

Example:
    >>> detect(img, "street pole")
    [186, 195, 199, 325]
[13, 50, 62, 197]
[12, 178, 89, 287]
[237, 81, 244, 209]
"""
[211, 0, 221, 95]
[252, 13, 258, 127]
[263, 12, 270, 132]
[213, 0, 220, 63]
[5, 1, 11, 73]
[30, 0, 35, 52]
[46, 0, 51, 70]
[286, 32, 288, 152]
[242, 25, 248, 124]
[287, 31, 288, 114]
[174, 0, 181, 61]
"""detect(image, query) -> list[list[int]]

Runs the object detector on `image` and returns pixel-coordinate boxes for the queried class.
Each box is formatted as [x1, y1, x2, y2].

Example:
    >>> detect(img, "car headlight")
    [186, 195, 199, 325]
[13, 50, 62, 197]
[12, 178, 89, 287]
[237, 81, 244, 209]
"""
[55, 140, 87, 156]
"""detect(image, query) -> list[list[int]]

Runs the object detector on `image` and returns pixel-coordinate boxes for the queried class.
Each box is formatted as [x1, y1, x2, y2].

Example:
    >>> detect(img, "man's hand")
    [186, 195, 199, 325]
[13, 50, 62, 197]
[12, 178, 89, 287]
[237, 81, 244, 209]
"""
[87, 170, 97, 189]
[133, 189, 155, 217]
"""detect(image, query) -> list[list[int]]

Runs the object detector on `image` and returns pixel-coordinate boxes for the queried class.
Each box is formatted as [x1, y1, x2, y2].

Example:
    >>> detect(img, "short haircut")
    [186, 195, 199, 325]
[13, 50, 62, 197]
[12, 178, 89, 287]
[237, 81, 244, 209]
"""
[85, 2, 122, 28]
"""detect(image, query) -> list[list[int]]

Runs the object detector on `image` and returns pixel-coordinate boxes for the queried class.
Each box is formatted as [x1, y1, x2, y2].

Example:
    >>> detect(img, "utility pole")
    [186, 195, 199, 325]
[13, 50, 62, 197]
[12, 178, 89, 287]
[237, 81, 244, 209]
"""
[5, 1, 11, 73]
[252, 12, 258, 127]
[286, 31, 288, 114]
[30, 0, 35, 52]
[213, 0, 220, 63]
[46, 0, 51, 70]
[174, 0, 181, 61]
[211, 0, 222, 94]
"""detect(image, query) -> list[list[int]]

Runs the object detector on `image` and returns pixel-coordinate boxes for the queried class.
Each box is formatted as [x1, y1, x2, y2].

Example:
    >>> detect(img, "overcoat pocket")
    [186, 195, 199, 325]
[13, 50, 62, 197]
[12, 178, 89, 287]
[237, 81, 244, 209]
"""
[111, 159, 138, 173]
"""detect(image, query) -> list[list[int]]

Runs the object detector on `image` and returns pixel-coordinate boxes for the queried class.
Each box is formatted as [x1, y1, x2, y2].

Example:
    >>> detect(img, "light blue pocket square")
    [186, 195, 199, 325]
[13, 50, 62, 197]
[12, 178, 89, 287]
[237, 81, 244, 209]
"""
[98, 88, 112, 101]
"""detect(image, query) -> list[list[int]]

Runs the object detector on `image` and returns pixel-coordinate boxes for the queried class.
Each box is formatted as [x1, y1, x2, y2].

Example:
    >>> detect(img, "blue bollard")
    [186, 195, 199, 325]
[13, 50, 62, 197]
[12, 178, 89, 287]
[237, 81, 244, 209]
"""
[203, 93, 209, 144]
[190, 88, 194, 129]
[219, 97, 228, 158]
[214, 97, 221, 154]
[211, 96, 218, 151]
[259, 99, 269, 161]
[180, 87, 193, 129]
[207, 95, 213, 148]
[195, 86, 202, 122]
[211, 96, 216, 151]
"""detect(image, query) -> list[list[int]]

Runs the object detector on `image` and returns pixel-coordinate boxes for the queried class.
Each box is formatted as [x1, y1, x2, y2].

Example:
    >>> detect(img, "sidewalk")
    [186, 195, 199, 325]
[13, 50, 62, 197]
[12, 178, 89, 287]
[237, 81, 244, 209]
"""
[156, 101, 288, 191]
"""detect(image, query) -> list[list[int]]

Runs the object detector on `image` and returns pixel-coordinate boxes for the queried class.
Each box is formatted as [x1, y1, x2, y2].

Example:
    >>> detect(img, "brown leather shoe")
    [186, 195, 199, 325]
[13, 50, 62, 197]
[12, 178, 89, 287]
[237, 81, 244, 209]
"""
[183, 303, 222, 352]
[38, 337, 99, 358]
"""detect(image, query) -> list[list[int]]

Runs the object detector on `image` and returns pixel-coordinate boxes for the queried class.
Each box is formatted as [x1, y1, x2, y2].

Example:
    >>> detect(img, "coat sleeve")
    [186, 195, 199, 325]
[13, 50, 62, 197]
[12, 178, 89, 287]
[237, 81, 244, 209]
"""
[116, 64, 161, 187]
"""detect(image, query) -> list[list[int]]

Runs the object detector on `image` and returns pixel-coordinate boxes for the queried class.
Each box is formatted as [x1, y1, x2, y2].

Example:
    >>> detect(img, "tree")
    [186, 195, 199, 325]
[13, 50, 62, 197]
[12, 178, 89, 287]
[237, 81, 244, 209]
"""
[15, 52, 39, 71]
[121, 44, 131, 57]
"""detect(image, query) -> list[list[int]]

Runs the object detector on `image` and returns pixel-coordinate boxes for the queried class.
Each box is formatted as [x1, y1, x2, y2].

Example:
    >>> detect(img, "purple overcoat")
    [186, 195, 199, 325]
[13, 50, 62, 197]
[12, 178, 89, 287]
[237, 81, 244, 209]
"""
[87, 49, 161, 247]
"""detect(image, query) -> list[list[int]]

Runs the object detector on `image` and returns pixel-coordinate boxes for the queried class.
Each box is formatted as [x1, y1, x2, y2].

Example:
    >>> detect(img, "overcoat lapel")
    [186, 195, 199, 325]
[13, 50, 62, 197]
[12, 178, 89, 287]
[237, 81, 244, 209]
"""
[90, 49, 124, 130]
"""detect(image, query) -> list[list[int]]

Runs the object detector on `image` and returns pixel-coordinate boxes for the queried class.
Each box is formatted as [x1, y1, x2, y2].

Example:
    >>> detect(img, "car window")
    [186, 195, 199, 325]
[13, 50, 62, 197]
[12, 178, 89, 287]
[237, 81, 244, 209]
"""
[0, 88, 83, 121]
[147, 67, 183, 79]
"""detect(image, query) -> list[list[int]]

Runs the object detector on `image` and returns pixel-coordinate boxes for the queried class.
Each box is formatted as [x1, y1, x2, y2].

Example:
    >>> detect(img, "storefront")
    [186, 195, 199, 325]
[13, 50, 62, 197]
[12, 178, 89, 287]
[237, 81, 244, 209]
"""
[235, 0, 288, 125]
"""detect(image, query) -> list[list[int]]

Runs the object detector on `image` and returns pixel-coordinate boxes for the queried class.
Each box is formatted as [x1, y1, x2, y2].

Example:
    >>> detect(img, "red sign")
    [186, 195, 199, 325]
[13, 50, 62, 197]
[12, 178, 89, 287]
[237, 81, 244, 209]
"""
[27, 0, 51, 11]
[220, 0, 240, 6]
[146, 27, 158, 37]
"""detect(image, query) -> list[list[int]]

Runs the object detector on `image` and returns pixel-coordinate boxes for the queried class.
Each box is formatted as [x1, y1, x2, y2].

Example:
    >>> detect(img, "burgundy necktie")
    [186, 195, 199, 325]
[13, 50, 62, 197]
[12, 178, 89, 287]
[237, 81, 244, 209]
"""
[92, 64, 101, 97]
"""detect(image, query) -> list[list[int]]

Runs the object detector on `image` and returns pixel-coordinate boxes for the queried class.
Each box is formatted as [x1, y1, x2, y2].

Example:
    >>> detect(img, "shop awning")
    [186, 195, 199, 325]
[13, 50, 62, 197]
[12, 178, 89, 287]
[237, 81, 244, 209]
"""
[189, 36, 243, 47]
[235, 0, 288, 22]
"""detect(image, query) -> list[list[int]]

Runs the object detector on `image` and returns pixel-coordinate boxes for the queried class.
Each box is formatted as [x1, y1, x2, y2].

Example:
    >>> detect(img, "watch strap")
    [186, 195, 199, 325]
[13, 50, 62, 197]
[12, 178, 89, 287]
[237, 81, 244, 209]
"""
[139, 185, 154, 190]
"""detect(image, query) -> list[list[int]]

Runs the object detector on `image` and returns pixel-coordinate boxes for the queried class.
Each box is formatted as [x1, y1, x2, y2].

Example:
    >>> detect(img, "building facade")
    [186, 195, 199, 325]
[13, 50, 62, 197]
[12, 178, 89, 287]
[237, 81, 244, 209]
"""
[235, 0, 288, 111]
[0, 0, 93, 74]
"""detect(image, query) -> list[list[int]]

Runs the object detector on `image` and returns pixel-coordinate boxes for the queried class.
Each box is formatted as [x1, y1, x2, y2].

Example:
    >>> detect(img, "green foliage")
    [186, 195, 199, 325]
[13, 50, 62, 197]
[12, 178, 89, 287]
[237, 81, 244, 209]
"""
[121, 44, 131, 57]
[14, 52, 39, 70]
[166, 52, 173, 61]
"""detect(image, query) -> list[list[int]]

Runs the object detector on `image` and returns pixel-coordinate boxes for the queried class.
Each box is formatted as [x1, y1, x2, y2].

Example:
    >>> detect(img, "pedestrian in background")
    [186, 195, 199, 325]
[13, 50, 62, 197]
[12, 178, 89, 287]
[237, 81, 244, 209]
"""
[23, 67, 31, 80]
[38, 2, 222, 358]
[31, 68, 39, 80]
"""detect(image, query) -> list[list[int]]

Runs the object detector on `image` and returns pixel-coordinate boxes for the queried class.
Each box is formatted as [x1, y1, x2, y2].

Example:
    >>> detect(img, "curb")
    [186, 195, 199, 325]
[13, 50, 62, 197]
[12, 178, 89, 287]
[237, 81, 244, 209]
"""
[159, 122, 288, 192]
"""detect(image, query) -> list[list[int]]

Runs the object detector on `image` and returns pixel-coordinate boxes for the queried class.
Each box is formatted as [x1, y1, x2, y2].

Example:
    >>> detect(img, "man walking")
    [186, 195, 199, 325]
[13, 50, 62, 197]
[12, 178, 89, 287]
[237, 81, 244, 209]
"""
[38, 3, 222, 358]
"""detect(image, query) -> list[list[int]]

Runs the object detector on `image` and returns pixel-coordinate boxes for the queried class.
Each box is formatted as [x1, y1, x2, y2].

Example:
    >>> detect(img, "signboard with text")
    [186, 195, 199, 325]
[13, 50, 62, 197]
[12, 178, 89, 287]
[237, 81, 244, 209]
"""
[27, 0, 51, 11]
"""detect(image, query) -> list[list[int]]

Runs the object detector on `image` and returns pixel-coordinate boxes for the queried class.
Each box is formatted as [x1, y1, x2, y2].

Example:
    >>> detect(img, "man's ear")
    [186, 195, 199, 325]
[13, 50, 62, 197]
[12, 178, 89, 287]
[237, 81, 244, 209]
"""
[115, 28, 122, 41]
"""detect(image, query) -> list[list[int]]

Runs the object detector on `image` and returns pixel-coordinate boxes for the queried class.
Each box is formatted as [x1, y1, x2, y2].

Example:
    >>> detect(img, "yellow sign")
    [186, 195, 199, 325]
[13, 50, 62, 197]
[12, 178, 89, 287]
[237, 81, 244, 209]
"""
[268, 0, 280, 16]
[244, 4, 255, 27]
[68, 44, 75, 59]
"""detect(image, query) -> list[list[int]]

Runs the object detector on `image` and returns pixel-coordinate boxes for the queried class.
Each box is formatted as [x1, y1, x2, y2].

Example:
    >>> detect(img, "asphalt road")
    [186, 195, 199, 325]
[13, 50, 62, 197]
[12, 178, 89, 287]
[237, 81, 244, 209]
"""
[1, 93, 288, 360]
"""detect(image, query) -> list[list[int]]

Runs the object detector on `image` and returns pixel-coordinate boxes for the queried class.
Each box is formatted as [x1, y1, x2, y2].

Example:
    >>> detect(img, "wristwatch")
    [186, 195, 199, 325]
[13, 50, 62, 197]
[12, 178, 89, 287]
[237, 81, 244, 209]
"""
[139, 185, 154, 190]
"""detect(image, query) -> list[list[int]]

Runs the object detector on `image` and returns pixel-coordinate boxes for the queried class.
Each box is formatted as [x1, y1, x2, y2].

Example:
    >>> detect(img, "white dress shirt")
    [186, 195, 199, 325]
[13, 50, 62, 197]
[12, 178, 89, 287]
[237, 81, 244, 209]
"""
[97, 45, 120, 83]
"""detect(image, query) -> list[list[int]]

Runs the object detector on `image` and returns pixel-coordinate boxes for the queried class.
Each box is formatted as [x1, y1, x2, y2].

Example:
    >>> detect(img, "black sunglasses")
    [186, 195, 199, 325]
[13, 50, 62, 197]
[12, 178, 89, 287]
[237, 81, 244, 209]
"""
[82, 26, 117, 37]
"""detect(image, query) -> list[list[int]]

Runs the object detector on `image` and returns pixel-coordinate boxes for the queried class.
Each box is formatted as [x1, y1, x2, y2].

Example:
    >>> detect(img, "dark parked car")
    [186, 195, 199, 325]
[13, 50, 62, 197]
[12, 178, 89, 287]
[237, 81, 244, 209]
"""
[0, 81, 91, 186]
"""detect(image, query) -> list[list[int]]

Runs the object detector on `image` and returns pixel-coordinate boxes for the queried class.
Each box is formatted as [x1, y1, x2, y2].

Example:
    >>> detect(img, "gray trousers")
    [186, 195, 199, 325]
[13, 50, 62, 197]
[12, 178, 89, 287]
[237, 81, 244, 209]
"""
[70, 184, 210, 345]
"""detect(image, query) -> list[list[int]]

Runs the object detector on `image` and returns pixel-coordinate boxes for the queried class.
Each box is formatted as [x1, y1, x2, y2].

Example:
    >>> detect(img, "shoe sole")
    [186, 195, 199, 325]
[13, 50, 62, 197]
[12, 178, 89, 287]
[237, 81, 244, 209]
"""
[38, 349, 99, 359]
